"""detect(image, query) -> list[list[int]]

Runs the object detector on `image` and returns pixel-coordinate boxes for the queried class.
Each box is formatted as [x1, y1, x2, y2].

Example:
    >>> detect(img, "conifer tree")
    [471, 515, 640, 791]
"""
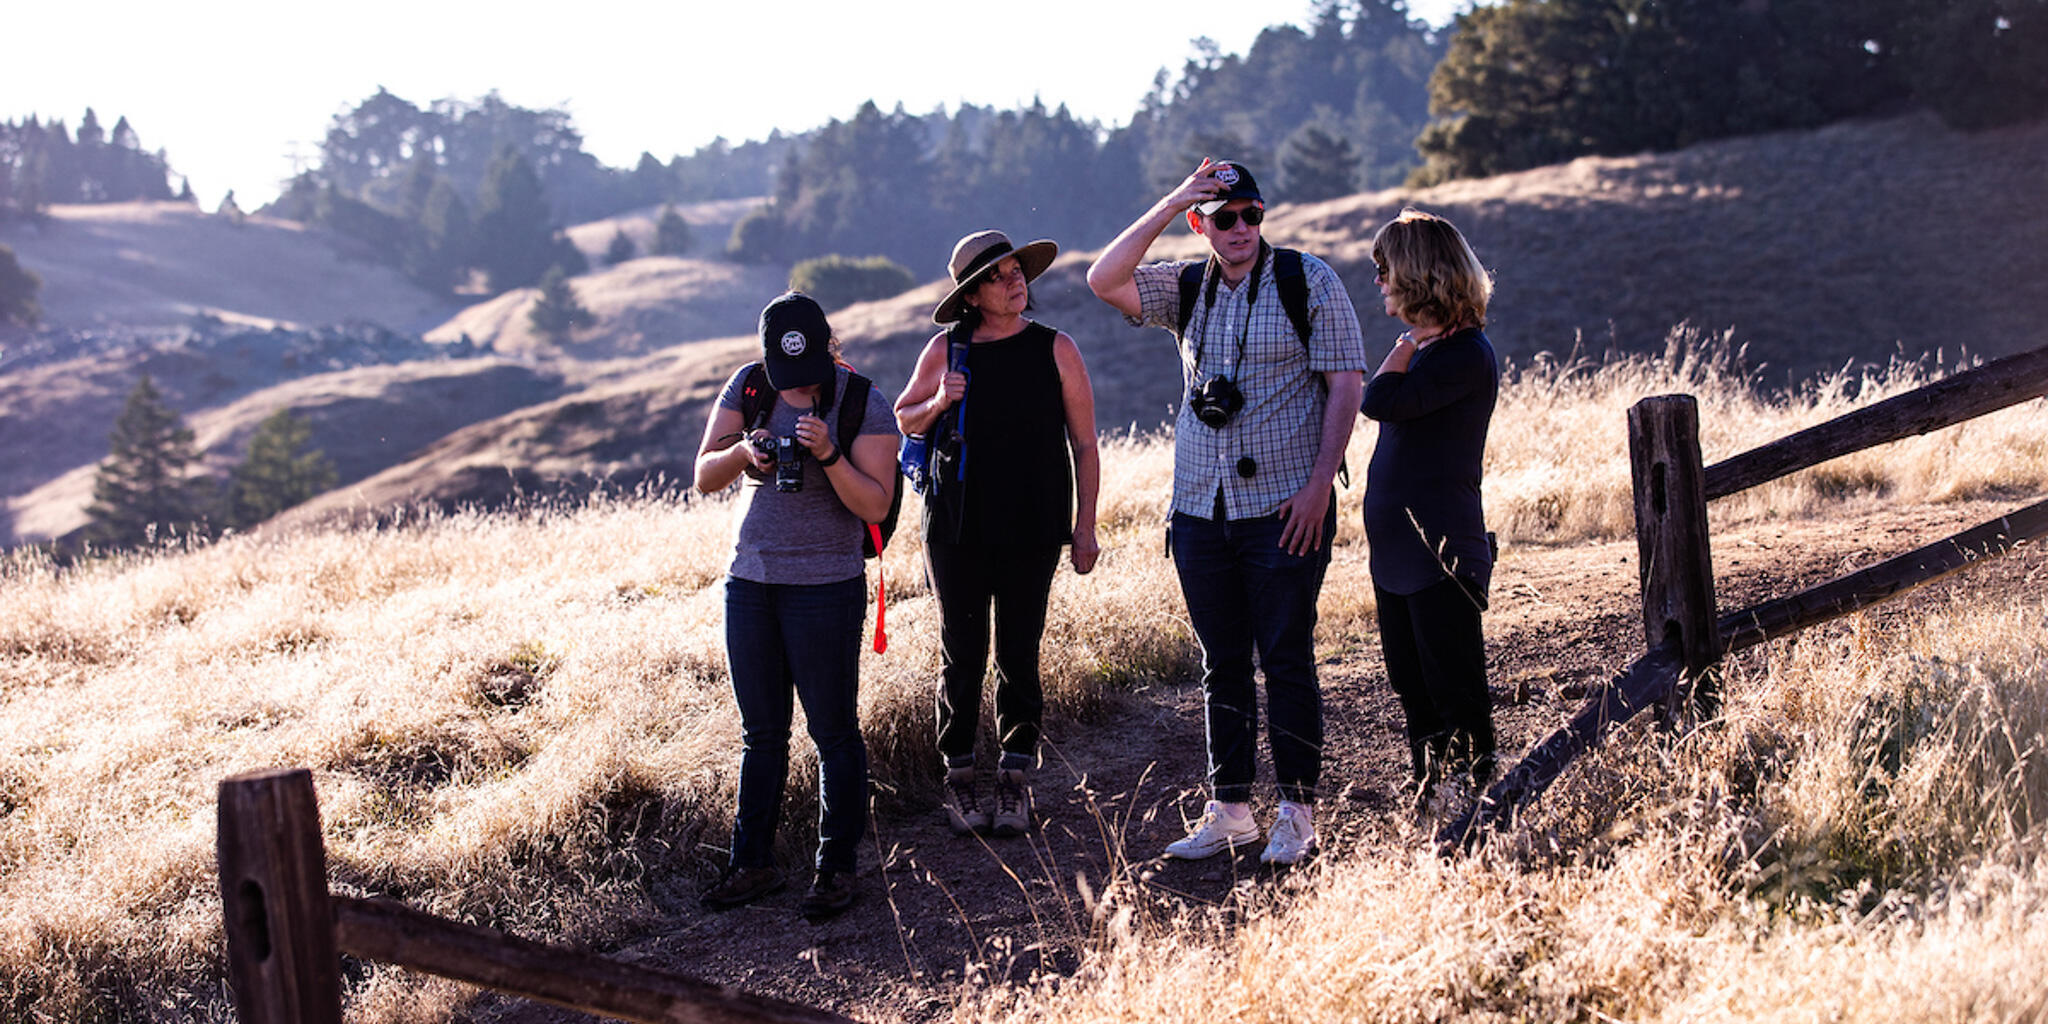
[604, 227, 636, 265]
[653, 204, 692, 255]
[527, 265, 593, 344]
[223, 408, 337, 529]
[86, 375, 209, 548]
[1279, 124, 1361, 203]
[474, 145, 558, 292]
[0, 244, 40, 327]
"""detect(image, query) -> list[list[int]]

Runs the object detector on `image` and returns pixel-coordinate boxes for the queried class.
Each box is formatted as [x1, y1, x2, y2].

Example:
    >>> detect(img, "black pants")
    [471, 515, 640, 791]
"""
[927, 537, 1062, 765]
[1375, 576, 1495, 784]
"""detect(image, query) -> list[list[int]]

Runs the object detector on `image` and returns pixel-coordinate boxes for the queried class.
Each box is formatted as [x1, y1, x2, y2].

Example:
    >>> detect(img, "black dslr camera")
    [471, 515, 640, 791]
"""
[751, 435, 805, 492]
[1188, 376, 1244, 428]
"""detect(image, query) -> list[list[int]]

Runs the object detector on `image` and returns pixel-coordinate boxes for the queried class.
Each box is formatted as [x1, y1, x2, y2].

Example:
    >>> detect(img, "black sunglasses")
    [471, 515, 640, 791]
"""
[1208, 206, 1265, 231]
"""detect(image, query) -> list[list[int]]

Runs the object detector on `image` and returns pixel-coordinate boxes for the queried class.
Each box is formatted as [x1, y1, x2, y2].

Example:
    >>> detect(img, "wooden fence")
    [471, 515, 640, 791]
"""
[1444, 342, 2048, 847]
[218, 768, 856, 1024]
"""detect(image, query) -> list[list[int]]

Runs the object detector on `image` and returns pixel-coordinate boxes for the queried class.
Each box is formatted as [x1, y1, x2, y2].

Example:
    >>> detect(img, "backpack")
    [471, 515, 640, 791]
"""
[1176, 245, 1314, 347]
[737, 363, 901, 559]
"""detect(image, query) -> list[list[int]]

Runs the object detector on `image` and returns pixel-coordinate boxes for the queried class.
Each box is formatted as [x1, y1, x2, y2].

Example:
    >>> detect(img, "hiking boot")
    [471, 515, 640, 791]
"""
[798, 870, 856, 921]
[941, 766, 990, 836]
[1260, 801, 1318, 866]
[699, 865, 783, 911]
[1163, 800, 1259, 859]
[988, 768, 1032, 838]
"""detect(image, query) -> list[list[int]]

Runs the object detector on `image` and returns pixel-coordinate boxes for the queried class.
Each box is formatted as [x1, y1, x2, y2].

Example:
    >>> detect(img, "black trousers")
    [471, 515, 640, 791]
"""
[1375, 576, 1496, 784]
[926, 537, 1062, 765]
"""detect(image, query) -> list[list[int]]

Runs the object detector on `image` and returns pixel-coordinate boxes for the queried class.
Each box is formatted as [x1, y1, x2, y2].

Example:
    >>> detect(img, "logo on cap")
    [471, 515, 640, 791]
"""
[780, 330, 808, 356]
[1216, 165, 1240, 188]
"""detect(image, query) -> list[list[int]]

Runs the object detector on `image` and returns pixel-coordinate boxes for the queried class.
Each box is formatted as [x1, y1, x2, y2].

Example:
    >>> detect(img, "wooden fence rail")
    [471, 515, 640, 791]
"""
[1446, 343, 2048, 847]
[219, 769, 856, 1024]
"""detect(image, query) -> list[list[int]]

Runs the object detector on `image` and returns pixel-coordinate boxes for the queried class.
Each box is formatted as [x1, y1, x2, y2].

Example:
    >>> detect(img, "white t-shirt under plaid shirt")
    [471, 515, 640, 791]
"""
[1129, 246, 1369, 520]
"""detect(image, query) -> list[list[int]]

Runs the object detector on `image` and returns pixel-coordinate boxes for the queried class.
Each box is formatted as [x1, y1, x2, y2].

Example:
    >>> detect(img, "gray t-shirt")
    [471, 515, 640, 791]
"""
[718, 364, 898, 585]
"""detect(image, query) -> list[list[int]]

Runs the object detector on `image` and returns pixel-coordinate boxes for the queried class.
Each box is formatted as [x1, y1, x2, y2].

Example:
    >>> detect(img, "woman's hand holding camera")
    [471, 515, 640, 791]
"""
[792, 411, 837, 463]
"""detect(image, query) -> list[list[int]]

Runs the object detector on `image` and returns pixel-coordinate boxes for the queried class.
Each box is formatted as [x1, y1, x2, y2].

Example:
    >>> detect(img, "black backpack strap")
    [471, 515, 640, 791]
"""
[1272, 247, 1313, 348]
[1174, 260, 1206, 337]
[837, 373, 871, 455]
[738, 362, 773, 430]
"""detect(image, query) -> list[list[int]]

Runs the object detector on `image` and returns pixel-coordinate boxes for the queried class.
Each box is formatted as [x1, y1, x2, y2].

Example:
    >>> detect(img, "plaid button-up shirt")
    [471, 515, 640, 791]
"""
[1129, 246, 1369, 520]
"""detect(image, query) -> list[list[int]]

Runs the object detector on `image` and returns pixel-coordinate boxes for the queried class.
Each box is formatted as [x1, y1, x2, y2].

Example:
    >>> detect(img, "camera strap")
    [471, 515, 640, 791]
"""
[1189, 243, 1268, 383]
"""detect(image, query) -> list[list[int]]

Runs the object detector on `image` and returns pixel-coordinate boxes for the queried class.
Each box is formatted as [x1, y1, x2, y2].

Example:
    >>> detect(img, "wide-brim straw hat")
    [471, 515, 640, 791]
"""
[932, 229, 1058, 325]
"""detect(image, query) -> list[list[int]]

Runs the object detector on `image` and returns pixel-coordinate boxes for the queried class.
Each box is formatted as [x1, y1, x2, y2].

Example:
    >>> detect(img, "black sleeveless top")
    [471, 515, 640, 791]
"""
[925, 321, 1074, 546]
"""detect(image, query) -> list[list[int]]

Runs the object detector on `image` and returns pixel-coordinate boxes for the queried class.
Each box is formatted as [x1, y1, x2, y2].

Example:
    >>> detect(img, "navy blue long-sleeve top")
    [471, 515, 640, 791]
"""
[1360, 326, 1499, 596]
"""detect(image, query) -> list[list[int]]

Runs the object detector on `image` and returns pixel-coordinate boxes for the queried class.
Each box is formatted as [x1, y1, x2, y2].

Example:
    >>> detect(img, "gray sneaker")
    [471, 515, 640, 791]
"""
[988, 768, 1032, 837]
[942, 766, 989, 835]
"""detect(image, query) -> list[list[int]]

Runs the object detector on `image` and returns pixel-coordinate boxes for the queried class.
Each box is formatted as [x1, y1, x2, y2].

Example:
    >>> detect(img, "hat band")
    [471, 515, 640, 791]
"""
[955, 241, 1016, 284]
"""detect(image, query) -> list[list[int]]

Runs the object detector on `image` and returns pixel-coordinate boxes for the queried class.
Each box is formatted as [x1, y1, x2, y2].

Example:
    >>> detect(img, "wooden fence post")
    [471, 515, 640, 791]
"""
[1628, 395, 1722, 718]
[218, 768, 344, 1024]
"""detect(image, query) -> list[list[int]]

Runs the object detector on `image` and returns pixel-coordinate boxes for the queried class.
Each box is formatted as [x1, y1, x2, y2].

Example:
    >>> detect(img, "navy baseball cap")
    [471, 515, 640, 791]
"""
[759, 292, 835, 390]
[1195, 161, 1265, 216]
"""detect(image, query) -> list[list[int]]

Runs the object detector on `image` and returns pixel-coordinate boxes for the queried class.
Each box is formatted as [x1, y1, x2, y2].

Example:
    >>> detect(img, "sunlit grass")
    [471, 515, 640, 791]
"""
[2, 337, 2044, 1020]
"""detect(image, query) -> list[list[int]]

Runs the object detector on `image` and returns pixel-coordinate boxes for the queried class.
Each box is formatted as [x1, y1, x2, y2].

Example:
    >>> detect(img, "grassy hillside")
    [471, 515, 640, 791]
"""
[0, 201, 457, 332]
[268, 111, 2048, 525]
[5, 112, 2043, 552]
[2, 345, 2042, 1021]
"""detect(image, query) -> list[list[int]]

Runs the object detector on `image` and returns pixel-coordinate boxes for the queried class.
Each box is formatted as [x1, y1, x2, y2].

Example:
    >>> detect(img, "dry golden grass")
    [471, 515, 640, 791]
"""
[1, 339, 2043, 1020]
[966, 601, 2048, 1024]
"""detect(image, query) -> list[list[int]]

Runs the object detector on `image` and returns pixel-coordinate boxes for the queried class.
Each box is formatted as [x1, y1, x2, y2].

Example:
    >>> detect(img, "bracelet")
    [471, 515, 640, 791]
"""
[816, 446, 842, 468]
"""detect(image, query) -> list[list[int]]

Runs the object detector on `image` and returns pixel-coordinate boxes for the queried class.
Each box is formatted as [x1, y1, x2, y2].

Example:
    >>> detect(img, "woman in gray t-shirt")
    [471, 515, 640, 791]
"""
[691, 292, 898, 922]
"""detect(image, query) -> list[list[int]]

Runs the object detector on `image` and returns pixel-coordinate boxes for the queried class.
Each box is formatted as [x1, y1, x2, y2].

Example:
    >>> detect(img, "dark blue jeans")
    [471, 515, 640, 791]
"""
[724, 575, 869, 875]
[1170, 502, 1335, 805]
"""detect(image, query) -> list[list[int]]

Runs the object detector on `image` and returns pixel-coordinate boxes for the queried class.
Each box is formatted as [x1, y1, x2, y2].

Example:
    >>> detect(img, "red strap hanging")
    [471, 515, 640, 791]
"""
[867, 522, 888, 653]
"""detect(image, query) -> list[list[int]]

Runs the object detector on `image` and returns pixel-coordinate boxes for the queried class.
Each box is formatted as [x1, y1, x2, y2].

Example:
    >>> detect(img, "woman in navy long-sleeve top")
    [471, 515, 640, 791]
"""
[1360, 209, 1500, 798]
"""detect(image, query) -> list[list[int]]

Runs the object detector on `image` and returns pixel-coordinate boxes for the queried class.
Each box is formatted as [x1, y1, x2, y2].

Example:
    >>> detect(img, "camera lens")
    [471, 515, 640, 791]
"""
[774, 436, 803, 492]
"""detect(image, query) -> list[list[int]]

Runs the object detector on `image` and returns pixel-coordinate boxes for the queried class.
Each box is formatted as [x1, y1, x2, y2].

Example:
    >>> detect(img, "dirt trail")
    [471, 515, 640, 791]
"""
[486, 497, 2045, 1023]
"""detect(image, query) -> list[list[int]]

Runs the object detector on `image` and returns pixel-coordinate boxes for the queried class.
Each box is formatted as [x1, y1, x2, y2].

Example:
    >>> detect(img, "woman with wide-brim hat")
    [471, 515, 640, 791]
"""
[894, 229, 1101, 839]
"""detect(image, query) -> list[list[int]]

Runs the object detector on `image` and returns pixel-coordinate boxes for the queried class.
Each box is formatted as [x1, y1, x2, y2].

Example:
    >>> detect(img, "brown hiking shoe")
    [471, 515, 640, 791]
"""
[989, 768, 1032, 837]
[942, 766, 990, 835]
[699, 865, 783, 911]
[798, 870, 856, 921]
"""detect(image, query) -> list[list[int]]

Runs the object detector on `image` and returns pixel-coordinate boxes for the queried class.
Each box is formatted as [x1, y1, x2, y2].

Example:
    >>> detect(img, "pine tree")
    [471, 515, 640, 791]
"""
[527, 265, 593, 344]
[223, 408, 337, 529]
[1279, 124, 1361, 202]
[86, 375, 209, 548]
[0, 244, 40, 327]
[473, 145, 558, 292]
[652, 204, 693, 255]
[603, 227, 636, 265]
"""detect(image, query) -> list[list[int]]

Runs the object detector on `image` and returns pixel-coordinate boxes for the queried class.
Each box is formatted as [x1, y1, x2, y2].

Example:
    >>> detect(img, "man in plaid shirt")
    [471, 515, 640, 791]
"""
[1088, 159, 1367, 866]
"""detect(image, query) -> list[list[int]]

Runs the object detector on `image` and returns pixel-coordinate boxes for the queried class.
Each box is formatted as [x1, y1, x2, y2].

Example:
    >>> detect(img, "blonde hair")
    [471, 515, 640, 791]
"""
[1372, 208, 1491, 329]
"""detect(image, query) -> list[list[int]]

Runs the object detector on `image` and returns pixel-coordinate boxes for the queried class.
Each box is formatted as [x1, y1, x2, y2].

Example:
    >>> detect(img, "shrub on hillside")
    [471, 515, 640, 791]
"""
[787, 254, 916, 310]
[0, 243, 39, 327]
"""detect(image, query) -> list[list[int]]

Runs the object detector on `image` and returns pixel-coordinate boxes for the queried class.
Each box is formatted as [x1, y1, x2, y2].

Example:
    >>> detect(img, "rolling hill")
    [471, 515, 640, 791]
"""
[4, 111, 2044, 545]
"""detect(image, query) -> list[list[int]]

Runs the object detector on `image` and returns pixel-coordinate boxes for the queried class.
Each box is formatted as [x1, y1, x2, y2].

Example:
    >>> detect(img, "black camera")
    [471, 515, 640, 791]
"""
[1188, 376, 1244, 428]
[772, 435, 803, 492]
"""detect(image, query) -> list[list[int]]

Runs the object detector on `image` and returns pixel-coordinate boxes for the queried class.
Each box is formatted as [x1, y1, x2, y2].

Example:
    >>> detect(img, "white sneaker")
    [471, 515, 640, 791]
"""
[1260, 801, 1318, 865]
[1163, 800, 1259, 859]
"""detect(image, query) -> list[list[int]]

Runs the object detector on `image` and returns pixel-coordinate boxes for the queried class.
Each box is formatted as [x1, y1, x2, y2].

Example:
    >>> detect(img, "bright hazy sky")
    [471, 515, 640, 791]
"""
[6, 0, 1469, 209]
